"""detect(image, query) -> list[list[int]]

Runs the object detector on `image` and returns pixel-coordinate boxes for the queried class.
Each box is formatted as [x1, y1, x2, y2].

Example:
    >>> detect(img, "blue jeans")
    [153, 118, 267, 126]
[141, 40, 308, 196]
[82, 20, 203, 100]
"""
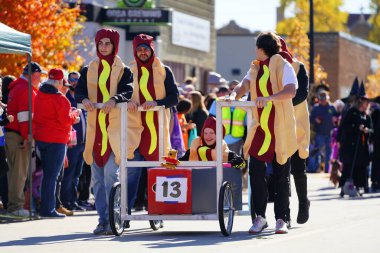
[37, 141, 67, 216]
[91, 150, 143, 224]
[91, 152, 119, 224]
[315, 134, 332, 173]
[61, 143, 85, 207]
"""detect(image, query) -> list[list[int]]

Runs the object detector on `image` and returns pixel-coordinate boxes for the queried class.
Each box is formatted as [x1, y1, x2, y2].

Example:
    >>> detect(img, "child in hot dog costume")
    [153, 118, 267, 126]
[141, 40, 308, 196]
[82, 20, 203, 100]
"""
[179, 116, 246, 169]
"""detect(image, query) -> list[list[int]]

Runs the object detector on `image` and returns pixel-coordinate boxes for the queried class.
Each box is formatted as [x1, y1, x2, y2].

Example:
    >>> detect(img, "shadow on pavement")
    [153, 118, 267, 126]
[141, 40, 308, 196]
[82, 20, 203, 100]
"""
[0, 228, 285, 248]
[309, 192, 380, 201]
[0, 233, 97, 247]
[109, 229, 278, 248]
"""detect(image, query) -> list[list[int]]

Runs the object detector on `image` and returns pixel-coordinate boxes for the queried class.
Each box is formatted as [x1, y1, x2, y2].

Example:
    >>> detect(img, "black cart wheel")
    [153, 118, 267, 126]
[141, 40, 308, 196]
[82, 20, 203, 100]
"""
[149, 220, 164, 231]
[218, 181, 235, 236]
[109, 182, 126, 236]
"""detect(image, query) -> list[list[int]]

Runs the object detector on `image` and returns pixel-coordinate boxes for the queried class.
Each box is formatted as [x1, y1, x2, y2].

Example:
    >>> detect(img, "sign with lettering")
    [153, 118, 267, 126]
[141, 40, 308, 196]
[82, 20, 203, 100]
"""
[100, 8, 171, 25]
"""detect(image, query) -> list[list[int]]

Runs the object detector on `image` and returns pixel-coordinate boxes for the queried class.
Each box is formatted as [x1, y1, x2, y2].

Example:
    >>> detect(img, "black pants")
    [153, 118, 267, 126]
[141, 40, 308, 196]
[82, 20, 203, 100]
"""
[134, 167, 147, 208]
[78, 163, 91, 202]
[0, 146, 9, 209]
[290, 151, 308, 203]
[0, 174, 8, 209]
[249, 155, 290, 221]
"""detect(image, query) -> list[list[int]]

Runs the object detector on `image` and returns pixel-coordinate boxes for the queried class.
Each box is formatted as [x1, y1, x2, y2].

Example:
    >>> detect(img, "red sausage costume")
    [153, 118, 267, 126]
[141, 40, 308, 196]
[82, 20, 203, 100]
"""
[243, 54, 297, 165]
[84, 29, 126, 166]
[189, 117, 229, 162]
[127, 34, 171, 160]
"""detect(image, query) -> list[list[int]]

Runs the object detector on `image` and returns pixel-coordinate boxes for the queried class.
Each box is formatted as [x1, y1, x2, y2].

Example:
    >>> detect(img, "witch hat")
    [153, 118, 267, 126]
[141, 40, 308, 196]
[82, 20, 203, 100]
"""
[342, 77, 360, 103]
[358, 81, 369, 100]
[350, 77, 360, 96]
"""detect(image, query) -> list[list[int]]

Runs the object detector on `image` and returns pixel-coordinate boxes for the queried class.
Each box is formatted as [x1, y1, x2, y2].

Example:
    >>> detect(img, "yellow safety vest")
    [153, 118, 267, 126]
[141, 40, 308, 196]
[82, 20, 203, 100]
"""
[231, 108, 246, 138]
[222, 107, 231, 135]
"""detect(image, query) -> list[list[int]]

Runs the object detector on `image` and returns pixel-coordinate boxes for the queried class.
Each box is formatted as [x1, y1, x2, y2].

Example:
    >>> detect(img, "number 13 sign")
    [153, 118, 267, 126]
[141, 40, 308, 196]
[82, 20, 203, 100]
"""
[155, 177, 188, 203]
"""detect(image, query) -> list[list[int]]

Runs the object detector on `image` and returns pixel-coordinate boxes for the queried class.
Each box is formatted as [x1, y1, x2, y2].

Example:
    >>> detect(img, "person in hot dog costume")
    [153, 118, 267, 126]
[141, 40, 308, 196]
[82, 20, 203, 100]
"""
[277, 37, 311, 225]
[229, 31, 298, 234]
[179, 116, 246, 169]
[127, 33, 179, 214]
[75, 28, 133, 235]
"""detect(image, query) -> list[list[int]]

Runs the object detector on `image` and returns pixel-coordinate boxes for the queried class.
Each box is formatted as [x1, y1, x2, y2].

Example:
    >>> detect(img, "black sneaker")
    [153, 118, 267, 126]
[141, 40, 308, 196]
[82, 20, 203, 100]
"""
[93, 223, 108, 235]
[297, 199, 310, 224]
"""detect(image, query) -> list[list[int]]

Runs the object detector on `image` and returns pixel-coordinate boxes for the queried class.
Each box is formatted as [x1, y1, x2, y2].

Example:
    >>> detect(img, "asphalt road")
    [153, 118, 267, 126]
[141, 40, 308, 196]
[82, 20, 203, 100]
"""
[1, 173, 379, 253]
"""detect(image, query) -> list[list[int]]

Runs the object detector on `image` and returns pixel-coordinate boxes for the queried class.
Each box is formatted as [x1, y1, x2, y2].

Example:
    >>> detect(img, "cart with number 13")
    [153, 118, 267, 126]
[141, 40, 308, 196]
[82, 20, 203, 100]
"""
[108, 101, 255, 236]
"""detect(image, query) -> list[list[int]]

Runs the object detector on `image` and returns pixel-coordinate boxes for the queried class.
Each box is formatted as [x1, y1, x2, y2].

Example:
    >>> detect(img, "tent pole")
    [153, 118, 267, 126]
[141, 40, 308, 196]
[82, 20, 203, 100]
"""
[27, 53, 34, 219]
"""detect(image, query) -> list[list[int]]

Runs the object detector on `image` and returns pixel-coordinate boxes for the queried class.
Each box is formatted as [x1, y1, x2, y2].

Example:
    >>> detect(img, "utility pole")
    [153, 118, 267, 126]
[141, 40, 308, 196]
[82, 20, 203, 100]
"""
[309, 0, 315, 84]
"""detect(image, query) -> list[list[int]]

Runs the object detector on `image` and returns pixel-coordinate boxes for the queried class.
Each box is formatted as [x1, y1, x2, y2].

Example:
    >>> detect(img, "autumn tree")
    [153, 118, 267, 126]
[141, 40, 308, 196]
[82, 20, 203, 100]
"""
[284, 20, 327, 85]
[365, 54, 380, 98]
[0, 1, 85, 76]
[276, 0, 348, 35]
[369, 0, 380, 44]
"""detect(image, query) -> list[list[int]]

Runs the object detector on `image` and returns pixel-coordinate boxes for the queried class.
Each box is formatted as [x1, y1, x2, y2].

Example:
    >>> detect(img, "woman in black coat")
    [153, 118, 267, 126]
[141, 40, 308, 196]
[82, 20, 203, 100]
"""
[338, 97, 372, 195]
[370, 98, 380, 191]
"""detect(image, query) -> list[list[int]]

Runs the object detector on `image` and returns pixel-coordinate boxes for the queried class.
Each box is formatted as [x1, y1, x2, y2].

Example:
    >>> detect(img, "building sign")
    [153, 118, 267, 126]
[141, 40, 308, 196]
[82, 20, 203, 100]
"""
[172, 11, 210, 52]
[100, 8, 171, 25]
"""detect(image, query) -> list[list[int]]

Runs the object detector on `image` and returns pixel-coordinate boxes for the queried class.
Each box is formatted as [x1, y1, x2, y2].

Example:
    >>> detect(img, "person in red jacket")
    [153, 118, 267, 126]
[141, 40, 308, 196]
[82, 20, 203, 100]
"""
[33, 68, 80, 218]
[5, 62, 45, 217]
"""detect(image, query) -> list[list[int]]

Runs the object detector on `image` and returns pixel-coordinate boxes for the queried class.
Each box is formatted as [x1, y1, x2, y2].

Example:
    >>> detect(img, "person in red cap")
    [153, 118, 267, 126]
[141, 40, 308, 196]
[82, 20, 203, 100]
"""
[5, 61, 46, 217]
[75, 28, 133, 235]
[33, 68, 80, 218]
[126, 33, 179, 217]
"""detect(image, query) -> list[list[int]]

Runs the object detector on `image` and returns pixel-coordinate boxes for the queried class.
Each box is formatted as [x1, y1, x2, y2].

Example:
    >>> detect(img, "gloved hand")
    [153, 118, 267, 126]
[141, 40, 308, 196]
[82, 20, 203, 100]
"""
[230, 156, 246, 169]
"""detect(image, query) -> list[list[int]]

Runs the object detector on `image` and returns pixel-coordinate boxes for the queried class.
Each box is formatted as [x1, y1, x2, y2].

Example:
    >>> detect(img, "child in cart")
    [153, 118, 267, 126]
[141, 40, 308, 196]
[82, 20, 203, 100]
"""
[179, 116, 246, 169]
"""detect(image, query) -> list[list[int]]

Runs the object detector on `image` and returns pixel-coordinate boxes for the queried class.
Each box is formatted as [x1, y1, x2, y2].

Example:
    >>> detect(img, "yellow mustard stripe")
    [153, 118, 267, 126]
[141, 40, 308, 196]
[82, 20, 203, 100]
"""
[99, 60, 111, 102]
[198, 146, 210, 161]
[140, 67, 157, 155]
[258, 65, 273, 156]
[98, 60, 111, 156]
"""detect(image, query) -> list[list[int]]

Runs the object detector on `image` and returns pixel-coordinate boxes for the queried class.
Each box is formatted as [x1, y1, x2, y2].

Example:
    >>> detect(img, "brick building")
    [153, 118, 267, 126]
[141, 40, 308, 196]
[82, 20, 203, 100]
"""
[314, 32, 380, 101]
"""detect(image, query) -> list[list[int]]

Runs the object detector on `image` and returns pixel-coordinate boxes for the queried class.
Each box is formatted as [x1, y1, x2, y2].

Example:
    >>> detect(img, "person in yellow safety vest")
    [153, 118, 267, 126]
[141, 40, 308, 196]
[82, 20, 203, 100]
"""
[179, 116, 246, 169]
[229, 31, 298, 235]
[75, 29, 134, 235]
[209, 82, 247, 155]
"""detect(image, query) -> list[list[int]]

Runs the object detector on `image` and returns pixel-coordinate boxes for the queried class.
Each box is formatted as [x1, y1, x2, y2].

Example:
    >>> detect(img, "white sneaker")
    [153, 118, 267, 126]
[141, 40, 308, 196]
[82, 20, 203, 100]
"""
[275, 219, 289, 234]
[248, 215, 268, 234]
[10, 209, 30, 217]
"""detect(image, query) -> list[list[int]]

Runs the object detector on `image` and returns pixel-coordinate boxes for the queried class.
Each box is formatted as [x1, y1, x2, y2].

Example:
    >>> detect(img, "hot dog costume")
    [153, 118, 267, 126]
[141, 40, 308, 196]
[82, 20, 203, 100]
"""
[243, 54, 297, 164]
[279, 37, 311, 224]
[127, 34, 179, 161]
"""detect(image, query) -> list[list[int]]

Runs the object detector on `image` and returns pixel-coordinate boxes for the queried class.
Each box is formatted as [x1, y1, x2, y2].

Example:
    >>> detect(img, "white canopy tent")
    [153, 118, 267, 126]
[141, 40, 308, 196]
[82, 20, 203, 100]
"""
[0, 22, 34, 218]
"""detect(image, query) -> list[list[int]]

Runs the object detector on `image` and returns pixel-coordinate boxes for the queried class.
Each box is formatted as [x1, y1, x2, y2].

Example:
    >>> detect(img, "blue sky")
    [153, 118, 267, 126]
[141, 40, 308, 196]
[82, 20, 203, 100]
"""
[215, 0, 372, 32]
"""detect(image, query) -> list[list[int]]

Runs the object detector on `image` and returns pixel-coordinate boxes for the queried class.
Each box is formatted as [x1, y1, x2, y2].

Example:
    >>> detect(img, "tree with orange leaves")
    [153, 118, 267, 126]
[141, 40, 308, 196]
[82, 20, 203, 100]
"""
[366, 54, 380, 98]
[0, 1, 85, 76]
